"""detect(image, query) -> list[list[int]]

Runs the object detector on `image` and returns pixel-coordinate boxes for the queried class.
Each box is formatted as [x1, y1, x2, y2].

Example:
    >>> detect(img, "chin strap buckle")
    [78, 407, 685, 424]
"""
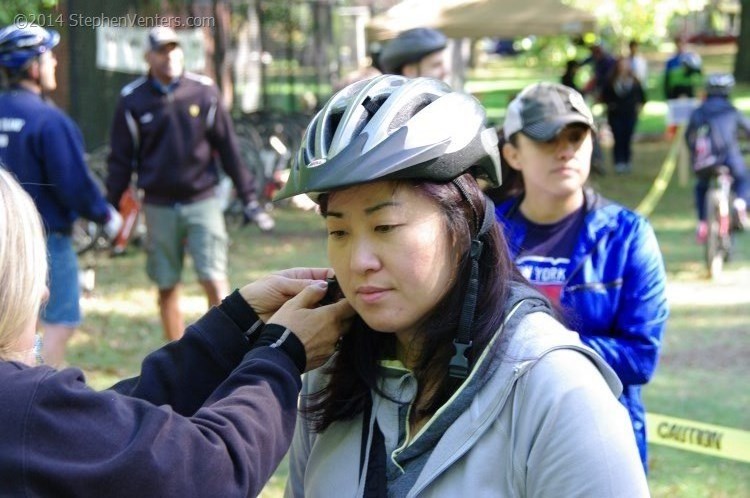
[448, 339, 472, 380]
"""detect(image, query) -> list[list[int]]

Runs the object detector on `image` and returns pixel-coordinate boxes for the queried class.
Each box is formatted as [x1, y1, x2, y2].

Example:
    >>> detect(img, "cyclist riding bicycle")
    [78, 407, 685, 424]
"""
[685, 73, 750, 243]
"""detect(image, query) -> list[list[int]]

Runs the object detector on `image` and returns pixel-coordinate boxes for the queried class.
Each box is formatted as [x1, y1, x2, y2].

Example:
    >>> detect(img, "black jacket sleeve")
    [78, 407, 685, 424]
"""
[106, 96, 137, 206]
[7, 291, 303, 498]
[206, 88, 259, 205]
[110, 290, 262, 415]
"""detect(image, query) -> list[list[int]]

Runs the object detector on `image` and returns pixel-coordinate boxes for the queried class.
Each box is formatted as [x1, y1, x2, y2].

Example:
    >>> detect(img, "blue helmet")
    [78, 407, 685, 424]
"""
[0, 24, 59, 71]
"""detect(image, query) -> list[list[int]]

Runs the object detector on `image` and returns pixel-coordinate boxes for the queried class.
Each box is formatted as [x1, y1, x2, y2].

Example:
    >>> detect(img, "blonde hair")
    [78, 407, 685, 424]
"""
[0, 168, 48, 360]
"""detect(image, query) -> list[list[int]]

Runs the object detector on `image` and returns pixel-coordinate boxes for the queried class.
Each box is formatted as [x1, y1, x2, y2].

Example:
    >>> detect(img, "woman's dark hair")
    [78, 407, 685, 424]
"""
[486, 128, 525, 204]
[303, 174, 525, 432]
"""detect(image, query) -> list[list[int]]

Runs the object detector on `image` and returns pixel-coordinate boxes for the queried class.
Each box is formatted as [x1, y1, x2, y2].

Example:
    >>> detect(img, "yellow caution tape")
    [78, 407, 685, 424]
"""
[635, 126, 685, 217]
[646, 412, 750, 463]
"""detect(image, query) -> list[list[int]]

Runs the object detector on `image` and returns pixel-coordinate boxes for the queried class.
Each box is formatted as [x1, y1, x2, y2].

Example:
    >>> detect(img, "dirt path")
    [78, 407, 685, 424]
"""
[666, 267, 750, 306]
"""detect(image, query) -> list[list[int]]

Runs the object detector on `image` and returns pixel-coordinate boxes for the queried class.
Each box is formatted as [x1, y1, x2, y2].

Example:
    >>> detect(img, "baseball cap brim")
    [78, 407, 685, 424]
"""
[523, 113, 596, 141]
[148, 28, 180, 50]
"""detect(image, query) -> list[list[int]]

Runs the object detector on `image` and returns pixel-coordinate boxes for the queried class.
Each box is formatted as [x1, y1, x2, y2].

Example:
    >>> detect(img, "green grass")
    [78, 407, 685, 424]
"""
[72, 49, 749, 497]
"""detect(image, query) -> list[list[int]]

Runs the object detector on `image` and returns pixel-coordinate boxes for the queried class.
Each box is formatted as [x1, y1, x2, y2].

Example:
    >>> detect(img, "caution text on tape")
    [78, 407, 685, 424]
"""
[646, 412, 750, 463]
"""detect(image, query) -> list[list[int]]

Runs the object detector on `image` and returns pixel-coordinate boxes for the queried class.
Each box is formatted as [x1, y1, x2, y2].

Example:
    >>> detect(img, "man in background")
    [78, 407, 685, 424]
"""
[106, 26, 273, 341]
[378, 27, 448, 80]
[581, 42, 617, 102]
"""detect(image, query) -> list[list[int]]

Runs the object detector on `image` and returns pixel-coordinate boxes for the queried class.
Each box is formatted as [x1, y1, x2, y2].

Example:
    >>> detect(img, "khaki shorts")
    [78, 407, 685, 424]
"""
[143, 196, 228, 289]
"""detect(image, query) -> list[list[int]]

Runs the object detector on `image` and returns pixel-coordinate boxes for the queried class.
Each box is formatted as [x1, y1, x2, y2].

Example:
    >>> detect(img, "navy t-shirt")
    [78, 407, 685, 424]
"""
[512, 206, 585, 307]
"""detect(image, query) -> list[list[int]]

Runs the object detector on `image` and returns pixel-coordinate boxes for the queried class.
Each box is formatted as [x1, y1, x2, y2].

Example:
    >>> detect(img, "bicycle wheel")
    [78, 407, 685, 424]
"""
[73, 148, 109, 255]
[72, 219, 103, 255]
[224, 196, 246, 231]
[704, 190, 725, 279]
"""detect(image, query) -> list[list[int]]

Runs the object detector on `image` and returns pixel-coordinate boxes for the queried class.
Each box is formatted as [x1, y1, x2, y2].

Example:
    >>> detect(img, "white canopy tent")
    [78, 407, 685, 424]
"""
[366, 0, 597, 41]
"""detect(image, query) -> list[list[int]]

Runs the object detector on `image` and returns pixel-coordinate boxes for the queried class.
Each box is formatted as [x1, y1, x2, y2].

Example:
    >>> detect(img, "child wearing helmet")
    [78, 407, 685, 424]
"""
[492, 81, 669, 473]
[685, 73, 750, 241]
[280, 75, 648, 496]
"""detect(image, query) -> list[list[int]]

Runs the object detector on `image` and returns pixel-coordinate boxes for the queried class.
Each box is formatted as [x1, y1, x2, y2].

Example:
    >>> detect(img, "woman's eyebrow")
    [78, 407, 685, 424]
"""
[364, 201, 400, 215]
[326, 201, 401, 218]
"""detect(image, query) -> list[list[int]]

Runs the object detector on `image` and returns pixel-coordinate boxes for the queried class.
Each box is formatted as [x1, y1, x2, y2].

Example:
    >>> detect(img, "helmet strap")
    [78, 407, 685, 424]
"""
[448, 192, 495, 380]
[361, 95, 381, 117]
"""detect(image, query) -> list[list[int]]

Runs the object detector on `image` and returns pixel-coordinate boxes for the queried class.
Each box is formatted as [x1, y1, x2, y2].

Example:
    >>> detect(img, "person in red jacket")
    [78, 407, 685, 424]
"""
[0, 166, 354, 497]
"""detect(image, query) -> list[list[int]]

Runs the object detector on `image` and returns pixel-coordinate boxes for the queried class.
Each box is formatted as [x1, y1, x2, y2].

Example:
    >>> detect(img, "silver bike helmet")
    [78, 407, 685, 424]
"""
[379, 28, 447, 75]
[706, 73, 735, 96]
[275, 74, 501, 201]
[276, 75, 500, 380]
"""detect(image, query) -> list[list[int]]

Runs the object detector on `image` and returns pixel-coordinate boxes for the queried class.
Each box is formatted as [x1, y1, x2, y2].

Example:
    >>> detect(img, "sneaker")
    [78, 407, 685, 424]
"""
[696, 221, 708, 244]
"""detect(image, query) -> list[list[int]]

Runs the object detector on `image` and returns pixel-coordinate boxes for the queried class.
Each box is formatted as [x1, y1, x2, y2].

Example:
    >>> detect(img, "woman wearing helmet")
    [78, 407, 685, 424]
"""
[685, 73, 750, 240]
[493, 81, 669, 474]
[280, 75, 648, 496]
[378, 27, 448, 79]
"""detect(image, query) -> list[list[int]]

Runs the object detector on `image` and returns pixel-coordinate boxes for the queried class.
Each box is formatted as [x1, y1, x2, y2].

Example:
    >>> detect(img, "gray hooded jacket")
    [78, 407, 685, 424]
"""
[285, 287, 649, 497]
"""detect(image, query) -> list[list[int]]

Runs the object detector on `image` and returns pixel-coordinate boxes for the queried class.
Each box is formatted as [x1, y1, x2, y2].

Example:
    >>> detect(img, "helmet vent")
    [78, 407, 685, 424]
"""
[323, 112, 344, 153]
[387, 94, 434, 134]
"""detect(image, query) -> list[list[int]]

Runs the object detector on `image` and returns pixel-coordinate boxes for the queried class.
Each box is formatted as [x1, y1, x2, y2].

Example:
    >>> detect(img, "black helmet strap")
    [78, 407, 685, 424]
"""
[448, 190, 495, 380]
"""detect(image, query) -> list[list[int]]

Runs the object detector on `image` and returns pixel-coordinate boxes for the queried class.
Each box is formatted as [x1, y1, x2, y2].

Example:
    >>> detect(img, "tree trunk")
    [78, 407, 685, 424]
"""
[734, 3, 750, 82]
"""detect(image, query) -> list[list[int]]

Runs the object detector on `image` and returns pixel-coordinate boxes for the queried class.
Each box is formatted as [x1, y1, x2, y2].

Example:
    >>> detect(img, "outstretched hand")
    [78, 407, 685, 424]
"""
[239, 268, 333, 322]
[268, 281, 355, 371]
[239, 268, 356, 371]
